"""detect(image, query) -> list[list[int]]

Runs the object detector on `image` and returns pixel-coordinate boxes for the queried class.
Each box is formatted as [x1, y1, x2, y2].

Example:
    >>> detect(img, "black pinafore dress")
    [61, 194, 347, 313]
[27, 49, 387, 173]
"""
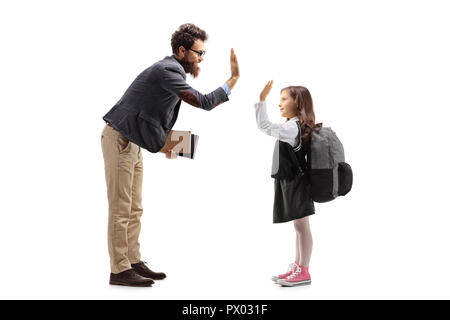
[272, 123, 315, 223]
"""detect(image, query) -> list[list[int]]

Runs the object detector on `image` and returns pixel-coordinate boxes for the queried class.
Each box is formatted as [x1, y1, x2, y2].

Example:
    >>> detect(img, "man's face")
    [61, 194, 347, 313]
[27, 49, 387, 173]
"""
[177, 39, 204, 78]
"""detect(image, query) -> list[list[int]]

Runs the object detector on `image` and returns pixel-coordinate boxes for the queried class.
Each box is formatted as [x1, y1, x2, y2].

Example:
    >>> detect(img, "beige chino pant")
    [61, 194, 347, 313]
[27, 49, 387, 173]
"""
[101, 124, 143, 274]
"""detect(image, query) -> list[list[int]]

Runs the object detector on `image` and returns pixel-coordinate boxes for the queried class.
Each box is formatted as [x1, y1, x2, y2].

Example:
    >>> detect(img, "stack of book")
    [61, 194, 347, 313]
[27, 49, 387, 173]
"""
[159, 130, 199, 159]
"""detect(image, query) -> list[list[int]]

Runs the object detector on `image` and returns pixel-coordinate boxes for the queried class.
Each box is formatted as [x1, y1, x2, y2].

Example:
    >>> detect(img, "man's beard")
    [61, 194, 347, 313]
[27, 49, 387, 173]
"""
[178, 56, 200, 78]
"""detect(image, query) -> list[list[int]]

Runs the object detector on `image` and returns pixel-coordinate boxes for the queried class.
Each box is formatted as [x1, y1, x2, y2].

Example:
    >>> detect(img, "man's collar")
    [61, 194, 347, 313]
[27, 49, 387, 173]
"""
[170, 55, 184, 68]
[169, 54, 181, 64]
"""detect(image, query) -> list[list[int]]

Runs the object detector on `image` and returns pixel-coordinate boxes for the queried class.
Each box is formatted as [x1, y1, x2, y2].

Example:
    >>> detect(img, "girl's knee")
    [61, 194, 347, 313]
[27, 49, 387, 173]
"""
[293, 217, 310, 232]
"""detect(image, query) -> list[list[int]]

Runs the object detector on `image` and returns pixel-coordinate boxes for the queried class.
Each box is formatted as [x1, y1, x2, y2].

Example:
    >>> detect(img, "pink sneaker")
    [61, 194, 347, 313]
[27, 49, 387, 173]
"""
[277, 266, 311, 286]
[271, 263, 300, 282]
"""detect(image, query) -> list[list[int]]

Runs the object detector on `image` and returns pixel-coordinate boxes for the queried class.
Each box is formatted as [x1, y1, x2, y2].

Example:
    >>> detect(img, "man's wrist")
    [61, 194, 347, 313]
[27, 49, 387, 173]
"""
[226, 77, 239, 91]
[221, 83, 231, 96]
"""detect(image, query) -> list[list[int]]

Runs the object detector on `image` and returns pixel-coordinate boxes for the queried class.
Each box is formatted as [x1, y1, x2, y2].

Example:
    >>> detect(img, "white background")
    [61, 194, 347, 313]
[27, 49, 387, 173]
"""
[1, 0, 449, 299]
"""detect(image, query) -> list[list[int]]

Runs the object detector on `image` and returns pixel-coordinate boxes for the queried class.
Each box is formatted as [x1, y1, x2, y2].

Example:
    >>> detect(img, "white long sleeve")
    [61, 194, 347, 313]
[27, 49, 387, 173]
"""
[254, 101, 300, 148]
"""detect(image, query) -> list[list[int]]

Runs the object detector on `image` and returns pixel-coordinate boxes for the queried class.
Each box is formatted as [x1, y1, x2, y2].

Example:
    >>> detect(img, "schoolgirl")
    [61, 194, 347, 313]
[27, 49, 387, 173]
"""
[255, 80, 322, 286]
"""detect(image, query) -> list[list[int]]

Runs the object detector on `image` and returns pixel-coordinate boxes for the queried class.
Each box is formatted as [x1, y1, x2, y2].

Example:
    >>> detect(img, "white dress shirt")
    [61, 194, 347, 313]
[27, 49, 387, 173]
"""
[254, 101, 300, 149]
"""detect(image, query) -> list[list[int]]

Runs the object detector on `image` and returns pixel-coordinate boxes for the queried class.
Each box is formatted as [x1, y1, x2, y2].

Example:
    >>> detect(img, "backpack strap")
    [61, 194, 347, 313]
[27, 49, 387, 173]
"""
[287, 121, 303, 175]
[293, 121, 302, 153]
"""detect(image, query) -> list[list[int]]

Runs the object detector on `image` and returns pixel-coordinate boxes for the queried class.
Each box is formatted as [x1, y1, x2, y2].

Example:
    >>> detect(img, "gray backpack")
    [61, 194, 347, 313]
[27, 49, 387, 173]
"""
[307, 127, 353, 203]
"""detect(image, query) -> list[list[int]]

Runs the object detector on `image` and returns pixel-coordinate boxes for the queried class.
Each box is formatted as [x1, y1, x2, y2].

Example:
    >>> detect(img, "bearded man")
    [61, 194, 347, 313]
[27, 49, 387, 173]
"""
[101, 23, 240, 287]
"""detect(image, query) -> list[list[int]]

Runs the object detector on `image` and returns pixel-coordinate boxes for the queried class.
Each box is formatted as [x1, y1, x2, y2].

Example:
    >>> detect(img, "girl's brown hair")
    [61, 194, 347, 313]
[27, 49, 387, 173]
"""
[281, 86, 322, 142]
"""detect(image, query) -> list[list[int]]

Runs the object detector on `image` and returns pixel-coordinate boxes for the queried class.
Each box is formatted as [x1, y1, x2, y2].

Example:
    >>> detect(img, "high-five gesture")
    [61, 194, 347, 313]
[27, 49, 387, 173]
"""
[230, 48, 240, 78]
[226, 48, 240, 90]
[260, 80, 273, 101]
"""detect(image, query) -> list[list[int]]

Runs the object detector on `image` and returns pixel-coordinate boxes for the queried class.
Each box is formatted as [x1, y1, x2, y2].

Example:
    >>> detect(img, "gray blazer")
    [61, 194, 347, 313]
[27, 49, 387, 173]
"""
[103, 55, 229, 153]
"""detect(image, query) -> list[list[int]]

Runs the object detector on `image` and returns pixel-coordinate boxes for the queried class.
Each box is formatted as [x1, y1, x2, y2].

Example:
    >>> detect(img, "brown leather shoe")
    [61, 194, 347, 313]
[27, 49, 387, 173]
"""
[109, 269, 154, 287]
[131, 261, 167, 280]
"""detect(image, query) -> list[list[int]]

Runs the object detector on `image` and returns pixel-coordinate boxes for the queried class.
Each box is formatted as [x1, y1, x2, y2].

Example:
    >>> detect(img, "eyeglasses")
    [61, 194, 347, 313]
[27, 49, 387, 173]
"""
[189, 48, 206, 57]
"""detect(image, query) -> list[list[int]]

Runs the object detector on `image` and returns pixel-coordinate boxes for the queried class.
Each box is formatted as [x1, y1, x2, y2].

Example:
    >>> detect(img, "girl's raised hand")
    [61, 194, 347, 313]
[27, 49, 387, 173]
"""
[259, 80, 273, 101]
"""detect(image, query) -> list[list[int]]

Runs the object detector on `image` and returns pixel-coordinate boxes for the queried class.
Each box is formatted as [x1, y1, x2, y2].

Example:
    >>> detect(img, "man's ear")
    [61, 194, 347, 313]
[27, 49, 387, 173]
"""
[177, 46, 186, 58]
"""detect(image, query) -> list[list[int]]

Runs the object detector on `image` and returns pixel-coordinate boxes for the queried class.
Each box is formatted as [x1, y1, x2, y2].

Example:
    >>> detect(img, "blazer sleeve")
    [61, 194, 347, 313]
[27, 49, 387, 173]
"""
[161, 66, 229, 111]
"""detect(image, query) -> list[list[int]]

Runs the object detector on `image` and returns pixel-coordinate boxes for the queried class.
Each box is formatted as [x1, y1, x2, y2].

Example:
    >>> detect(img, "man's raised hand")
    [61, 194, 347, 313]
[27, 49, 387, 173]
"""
[230, 48, 240, 79]
[226, 48, 240, 90]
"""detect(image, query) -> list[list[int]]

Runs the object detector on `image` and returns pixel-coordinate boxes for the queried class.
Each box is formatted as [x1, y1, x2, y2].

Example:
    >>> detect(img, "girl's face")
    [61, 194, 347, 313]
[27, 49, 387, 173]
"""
[279, 90, 297, 119]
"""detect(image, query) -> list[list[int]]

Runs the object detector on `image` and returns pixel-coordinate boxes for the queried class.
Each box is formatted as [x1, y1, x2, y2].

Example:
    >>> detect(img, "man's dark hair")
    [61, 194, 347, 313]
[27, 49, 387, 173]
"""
[171, 23, 208, 55]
